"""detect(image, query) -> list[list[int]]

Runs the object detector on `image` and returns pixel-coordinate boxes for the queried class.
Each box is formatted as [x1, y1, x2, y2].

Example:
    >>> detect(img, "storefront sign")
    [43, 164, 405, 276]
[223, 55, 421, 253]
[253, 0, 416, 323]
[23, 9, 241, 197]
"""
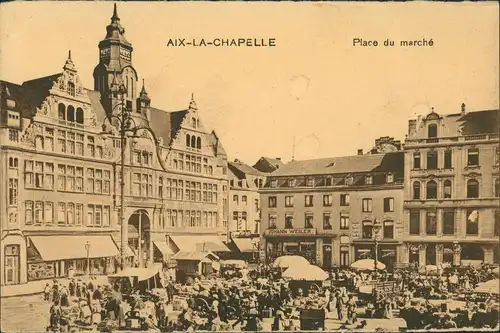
[265, 228, 317, 236]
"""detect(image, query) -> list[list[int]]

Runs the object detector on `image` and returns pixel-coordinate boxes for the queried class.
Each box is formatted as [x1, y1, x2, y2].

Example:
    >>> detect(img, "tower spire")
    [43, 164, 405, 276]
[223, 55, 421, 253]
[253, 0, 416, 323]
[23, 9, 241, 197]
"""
[111, 3, 120, 23]
[140, 78, 147, 95]
[189, 93, 197, 110]
[63, 50, 76, 72]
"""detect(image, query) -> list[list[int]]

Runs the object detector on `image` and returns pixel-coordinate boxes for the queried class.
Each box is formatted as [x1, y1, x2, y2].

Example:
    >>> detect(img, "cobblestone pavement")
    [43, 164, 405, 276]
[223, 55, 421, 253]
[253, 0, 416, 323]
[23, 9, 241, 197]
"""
[1, 294, 51, 332]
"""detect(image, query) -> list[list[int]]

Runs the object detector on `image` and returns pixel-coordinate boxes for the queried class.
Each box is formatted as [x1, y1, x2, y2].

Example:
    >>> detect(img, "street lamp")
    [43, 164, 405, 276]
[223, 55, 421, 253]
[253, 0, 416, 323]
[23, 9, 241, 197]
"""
[373, 219, 382, 273]
[101, 79, 160, 270]
[85, 241, 91, 276]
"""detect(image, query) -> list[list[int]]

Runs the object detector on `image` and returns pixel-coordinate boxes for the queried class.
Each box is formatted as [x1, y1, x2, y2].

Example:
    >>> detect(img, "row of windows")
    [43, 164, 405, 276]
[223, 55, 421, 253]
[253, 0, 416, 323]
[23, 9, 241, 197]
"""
[268, 195, 394, 212]
[161, 179, 219, 203]
[132, 151, 153, 167]
[24, 201, 110, 227]
[170, 152, 214, 175]
[232, 211, 249, 230]
[412, 178, 499, 200]
[230, 178, 265, 189]
[8, 129, 19, 142]
[408, 208, 491, 236]
[270, 173, 395, 188]
[57, 103, 84, 124]
[185, 134, 202, 150]
[158, 210, 219, 229]
[267, 213, 395, 239]
[34, 128, 105, 159]
[412, 147, 498, 170]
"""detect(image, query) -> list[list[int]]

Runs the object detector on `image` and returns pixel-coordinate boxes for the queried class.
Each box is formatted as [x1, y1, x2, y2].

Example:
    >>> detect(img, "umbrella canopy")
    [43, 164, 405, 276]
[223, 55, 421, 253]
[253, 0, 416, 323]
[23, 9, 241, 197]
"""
[492, 267, 499, 277]
[282, 264, 328, 281]
[351, 259, 386, 271]
[474, 279, 499, 294]
[273, 255, 310, 269]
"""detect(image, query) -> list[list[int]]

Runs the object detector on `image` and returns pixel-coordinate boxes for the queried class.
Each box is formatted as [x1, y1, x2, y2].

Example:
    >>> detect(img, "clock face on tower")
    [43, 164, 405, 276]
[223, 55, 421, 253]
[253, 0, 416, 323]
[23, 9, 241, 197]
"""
[120, 48, 131, 61]
[100, 48, 110, 59]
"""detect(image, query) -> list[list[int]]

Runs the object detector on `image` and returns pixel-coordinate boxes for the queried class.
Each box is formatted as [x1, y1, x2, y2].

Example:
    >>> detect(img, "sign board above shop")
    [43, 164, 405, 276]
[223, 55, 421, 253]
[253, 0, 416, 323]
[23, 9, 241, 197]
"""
[265, 228, 317, 237]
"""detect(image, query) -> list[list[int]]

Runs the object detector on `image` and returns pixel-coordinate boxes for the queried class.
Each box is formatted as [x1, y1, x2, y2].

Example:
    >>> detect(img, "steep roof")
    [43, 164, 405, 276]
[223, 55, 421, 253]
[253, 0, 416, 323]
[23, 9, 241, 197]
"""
[208, 130, 227, 157]
[86, 89, 107, 122]
[228, 160, 265, 177]
[148, 107, 175, 145]
[272, 152, 404, 177]
[458, 109, 499, 135]
[263, 157, 285, 169]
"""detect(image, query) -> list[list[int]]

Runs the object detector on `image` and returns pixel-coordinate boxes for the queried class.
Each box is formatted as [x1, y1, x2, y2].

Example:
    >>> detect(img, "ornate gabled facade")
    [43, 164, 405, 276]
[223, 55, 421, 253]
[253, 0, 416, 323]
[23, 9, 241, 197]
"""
[403, 104, 499, 269]
[0, 4, 229, 286]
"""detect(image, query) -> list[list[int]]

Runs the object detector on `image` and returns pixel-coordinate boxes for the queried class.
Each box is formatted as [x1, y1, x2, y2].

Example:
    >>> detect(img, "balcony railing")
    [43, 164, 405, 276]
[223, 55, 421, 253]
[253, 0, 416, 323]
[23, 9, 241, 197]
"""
[406, 133, 498, 145]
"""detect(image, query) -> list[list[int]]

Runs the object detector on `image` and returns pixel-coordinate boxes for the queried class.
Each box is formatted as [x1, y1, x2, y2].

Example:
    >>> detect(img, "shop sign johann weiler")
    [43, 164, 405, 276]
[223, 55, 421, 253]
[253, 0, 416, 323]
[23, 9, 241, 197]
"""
[265, 228, 317, 236]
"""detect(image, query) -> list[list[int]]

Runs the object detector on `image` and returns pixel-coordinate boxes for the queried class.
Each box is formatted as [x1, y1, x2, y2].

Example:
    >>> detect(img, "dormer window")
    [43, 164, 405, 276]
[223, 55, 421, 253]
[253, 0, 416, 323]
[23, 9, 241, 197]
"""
[325, 176, 333, 186]
[365, 175, 373, 185]
[270, 179, 278, 188]
[386, 173, 394, 184]
[306, 177, 315, 187]
[288, 179, 296, 187]
[345, 175, 354, 186]
[428, 124, 437, 138]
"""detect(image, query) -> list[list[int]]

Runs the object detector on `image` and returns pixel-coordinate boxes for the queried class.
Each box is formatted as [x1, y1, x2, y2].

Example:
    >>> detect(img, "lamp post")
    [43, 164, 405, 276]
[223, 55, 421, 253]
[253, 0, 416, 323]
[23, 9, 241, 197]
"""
[101, 82, 159, 270]
[373, 219, 382, 273]
[85, 241, 91, 276]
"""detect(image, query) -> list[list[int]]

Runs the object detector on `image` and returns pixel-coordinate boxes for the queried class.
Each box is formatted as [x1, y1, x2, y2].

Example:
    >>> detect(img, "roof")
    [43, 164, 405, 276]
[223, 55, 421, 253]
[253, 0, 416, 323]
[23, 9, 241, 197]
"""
[458, 109, 499, 135]
[271, 152, 404, 177]
[263, 157, 285, 169]
[86, 89, 107, 122]
[208, 130, 227, 157]
[172, 251, 219, 261]
[148, 107, 176, 146]
[252, 157, 285, 173]
[228, 160, 266, 177]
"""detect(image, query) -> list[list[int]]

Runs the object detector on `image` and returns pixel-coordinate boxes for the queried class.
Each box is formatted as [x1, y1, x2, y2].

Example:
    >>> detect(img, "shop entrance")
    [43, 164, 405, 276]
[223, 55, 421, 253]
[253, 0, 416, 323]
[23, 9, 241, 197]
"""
[128, 210, 150, 268]
[323, 245, 332, 269]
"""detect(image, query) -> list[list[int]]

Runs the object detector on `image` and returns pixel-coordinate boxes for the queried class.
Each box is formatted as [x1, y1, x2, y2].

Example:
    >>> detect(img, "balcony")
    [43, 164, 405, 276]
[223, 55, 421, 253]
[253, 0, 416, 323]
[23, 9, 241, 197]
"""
[405, 133, 499, 147]
[404, 197, 498, 208]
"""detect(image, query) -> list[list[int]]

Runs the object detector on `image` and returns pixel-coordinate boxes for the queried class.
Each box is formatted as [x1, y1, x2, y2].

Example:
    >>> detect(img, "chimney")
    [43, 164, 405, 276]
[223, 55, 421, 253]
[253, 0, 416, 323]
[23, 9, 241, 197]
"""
[408, 119, 417, 135]
[357, 149, 363, 155]
[275, 157, 281, 161]
[461, 103, 466, 116]
[234, 159, 239, 163]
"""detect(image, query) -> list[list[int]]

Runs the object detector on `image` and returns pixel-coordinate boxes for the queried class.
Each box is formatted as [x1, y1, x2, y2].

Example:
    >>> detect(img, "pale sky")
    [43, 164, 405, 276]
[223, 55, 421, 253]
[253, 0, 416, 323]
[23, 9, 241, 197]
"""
[1, 2, 498, 165]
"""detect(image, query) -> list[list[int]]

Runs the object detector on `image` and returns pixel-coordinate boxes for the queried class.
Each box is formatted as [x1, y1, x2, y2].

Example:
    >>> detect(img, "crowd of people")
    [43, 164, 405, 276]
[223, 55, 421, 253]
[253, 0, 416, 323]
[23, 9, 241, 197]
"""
[43, 262, 499, 332]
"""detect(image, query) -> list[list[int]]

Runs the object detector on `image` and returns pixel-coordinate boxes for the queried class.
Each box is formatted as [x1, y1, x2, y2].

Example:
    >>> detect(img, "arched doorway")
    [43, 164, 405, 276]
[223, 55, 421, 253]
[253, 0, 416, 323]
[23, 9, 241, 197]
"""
[128, 210, 150, 268]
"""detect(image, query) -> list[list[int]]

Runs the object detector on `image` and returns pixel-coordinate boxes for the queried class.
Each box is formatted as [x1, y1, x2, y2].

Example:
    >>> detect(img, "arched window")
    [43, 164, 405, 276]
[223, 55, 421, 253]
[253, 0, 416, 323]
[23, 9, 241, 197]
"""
[428, 124, 437, 138]
[426, 180, 437, 199]
[467, 179, 479, 198]
[192, 118, 197, 128]
[190, 136, 196, 148]
[186, 134, 191, 147]
[76, 108, 84, 124]
[67, 105, 75, 122]
[58, 103, 66, 120]
[67, 82, 75, 97]
[413, 181, 421, 200]
[196, 137, 201, 149]
[443, 180, 452, 199]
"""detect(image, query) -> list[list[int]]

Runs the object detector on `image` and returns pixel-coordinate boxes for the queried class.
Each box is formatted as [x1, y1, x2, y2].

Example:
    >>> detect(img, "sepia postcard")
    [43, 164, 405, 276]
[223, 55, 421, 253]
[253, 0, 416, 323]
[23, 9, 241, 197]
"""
[0, 1, 499, 332]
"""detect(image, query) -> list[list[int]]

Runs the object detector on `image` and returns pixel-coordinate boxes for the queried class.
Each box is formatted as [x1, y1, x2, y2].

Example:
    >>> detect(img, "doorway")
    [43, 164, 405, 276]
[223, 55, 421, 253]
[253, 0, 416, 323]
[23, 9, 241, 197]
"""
[4, 245, 20, 285]
[128, 210, 151, 267]
[323, 245, 332, 269]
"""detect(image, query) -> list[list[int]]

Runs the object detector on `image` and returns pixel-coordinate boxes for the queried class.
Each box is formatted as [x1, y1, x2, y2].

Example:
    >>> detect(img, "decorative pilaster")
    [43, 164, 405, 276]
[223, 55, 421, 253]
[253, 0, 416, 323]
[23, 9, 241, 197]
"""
[436, 209, 443, 236]
[436, 244, 444, 266]
[419, 243, 428, 268]
[453, 243, 462, 266]
[420, 210, 426, 236]
[403, 243, 411, 264]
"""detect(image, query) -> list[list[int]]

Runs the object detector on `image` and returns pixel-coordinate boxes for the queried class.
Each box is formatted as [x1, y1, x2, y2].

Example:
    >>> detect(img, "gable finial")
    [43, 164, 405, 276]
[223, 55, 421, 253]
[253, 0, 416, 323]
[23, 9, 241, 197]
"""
[68, 50, 71, 60]
[189, 93, 197, 110]
[112, 3, 120, 22]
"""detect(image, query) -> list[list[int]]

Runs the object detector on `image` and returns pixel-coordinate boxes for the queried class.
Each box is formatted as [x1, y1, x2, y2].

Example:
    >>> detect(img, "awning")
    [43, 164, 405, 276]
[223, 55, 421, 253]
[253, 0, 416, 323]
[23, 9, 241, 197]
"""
[115, 241, 136, 258]
[233, 238, 259, 253]
[109, 267, 159, 281]
[172, 251, 219, 261]
[153, 241, 174, 256]
[169, 235, 230, 252]
[30, 235, 119, 261]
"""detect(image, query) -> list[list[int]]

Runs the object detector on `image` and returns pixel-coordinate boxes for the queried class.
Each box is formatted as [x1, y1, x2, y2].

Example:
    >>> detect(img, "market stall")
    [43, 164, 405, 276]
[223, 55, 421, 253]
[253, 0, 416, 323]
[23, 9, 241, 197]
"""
[108, 267, 163, 294]
[273, 255, 310, 269]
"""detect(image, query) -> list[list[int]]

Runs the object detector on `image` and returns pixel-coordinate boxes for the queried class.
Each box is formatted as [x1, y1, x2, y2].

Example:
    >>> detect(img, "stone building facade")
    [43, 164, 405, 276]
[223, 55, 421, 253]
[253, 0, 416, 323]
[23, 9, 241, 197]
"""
[259, 141, 405, 269]
[402, 105, 499, 269]
[0, 5, 229, 286]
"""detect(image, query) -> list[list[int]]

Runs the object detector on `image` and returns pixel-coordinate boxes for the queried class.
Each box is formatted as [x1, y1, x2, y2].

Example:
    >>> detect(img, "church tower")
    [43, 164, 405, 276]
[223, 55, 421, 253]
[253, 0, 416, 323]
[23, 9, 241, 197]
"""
[93, 4, 140, 117]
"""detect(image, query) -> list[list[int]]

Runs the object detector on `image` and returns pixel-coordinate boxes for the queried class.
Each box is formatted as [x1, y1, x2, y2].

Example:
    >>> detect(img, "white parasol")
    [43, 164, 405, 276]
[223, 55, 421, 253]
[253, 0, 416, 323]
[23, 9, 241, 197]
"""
[350, 259, 386, 271]
[273, 255, 310, 269]
[282, 264, 328, 281]
[474, 279, 499, 294]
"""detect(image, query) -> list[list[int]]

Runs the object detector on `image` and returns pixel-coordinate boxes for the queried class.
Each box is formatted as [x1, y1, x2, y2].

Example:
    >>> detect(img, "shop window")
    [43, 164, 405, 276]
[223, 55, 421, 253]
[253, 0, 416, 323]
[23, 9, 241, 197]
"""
[383, 197, 394, 212]
[466, 209, 479, 235]
[362, 221, 373, 239]
[467, 179, 479, 198]
[426, 180, 437, 199]
[444, 150, 452, 169]
[413, 181, 421, 200]
[304, 213, 314, 229]
[285, 215, 293, 229]
[323, 213, 332, 230]
[413, 152, 421, 169]
[443, 209, 455, 235]
[427, 151, 438, 170]
[409, 210, 420, 235]
[443, 180, 452, 199]
[285, 196, 293, 208]
[467, 148, 479, 166]
[340, 193, 349, 206]
[383, 220, 394, 239]
[461, 244, 484, 261]
[426, 211, 437, 235]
